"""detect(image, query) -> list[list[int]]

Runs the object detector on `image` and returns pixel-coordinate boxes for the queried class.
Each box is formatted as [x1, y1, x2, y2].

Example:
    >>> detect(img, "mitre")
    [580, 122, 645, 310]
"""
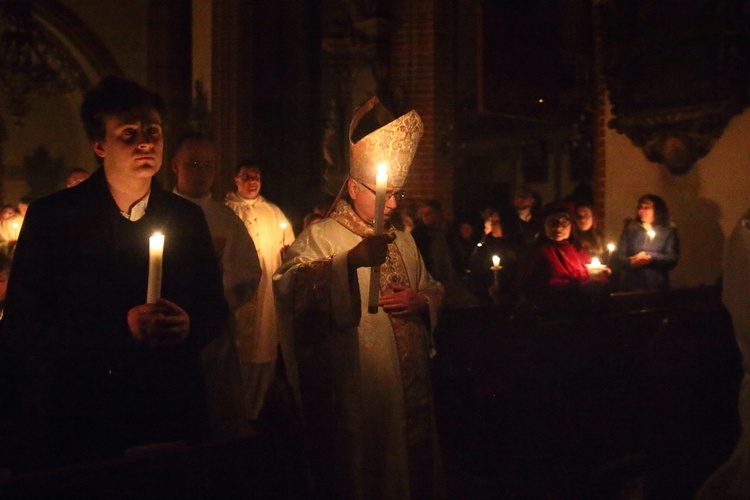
[349, 96, 423, 188]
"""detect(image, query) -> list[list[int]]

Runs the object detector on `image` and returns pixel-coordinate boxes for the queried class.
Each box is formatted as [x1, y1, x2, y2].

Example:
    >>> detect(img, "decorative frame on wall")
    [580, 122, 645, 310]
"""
[599, 0, 750, 175]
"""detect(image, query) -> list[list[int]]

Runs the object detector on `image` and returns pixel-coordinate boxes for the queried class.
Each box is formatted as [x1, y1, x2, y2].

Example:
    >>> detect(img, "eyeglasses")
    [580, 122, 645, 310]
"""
[236, 174, 260, 182]
[544, 217, 571, 228]
[358, 181, 406, 201]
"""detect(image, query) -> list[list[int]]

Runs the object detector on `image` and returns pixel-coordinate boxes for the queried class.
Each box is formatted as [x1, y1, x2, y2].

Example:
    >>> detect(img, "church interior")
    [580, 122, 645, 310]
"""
[1, 0, 749, 497]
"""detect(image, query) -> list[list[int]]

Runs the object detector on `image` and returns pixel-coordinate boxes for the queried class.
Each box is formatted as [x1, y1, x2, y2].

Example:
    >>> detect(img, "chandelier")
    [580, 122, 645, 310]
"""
[0, 0, 85, 124]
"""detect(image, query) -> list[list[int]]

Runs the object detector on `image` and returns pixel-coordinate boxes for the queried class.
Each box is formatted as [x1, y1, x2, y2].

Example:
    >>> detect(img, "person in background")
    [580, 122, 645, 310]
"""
[453, 218, 480, 277]
[412, 198, 458, 284]
[574, 201, 606, 259]
[16, 196, 31, 218]
[274, 96, 444, 499]
[1, 75, 228, 470]
[611, 194, 679, 291]
[225, 161, 294, 422]
[696, 203, 750, 498]
[468, 211, 518, 304]
[171, 132, 262, 436]
[0, 205, 16, 220]
[65, 168, 90, 188]
[517, 202, 607, 297]
[509, 186, 542, 250]
[0, 207, 24, 258]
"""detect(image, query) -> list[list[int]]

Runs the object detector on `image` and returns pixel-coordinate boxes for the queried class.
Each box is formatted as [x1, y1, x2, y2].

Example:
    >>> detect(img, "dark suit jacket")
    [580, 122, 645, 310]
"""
[1, 167, 229, 470]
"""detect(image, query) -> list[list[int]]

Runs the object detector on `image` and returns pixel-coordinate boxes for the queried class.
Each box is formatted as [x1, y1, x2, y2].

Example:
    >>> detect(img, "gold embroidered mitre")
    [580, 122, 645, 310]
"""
[349, 96, 423, 188]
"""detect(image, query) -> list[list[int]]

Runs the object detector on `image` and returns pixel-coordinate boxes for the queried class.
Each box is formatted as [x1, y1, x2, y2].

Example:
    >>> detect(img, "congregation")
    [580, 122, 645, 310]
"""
[5, 76, 747, 500]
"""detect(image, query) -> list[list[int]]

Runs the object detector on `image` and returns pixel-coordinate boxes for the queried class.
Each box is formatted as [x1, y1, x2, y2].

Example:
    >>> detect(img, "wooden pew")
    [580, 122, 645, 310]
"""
[433, 286, 743, 498]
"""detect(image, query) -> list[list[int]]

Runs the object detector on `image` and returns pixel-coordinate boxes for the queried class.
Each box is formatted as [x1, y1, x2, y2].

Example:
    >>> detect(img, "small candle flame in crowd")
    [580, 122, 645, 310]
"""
[647, 229, 656, 240]
[591, 257, 602, 267]
[607, 242, 615, 253]
[492, 255, 501, 268]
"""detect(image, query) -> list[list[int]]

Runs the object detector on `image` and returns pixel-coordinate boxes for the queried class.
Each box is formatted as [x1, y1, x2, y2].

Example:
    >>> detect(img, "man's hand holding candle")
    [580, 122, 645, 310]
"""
[127, 298, 190, 348]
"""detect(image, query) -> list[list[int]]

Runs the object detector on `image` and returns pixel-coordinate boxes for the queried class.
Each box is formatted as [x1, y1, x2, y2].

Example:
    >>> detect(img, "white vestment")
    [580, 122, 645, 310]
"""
[697, 208, 750, 499]
[175, 190, 262, 436]
[226, 192, 294, 363]
[273, 200, 444, 499]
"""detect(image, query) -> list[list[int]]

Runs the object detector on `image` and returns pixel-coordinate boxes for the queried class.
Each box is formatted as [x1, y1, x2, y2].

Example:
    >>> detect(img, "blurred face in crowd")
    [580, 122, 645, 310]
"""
[419, 204, 442, 228]
[459, 222, 474, 240]
[234, 166, 262, 200]
[637, 199, 655, 225]
[93, 110, 163, 182]
[0, 206, 15, 220]
[347, 178, 400, 225]
[514, 193, 535, 211]
[544, 213, 572, 242]
[575, 206, 594, 231]
[173, 139, 217, 198]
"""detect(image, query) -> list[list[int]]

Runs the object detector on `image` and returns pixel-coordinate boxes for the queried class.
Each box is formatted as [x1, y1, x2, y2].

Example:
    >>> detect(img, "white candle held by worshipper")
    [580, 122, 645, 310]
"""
[368, 163, 388, 313]
[586, 256, 606, 278]
[491, 254, 502, 288]
[147, 232, 164, 303]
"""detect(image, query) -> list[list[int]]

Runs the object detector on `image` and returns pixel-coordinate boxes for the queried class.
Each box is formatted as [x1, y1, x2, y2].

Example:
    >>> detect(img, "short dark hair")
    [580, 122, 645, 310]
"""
[80, 75, 166, 142]
[173, 131, 214, 154]
[235, 160, 262, 177]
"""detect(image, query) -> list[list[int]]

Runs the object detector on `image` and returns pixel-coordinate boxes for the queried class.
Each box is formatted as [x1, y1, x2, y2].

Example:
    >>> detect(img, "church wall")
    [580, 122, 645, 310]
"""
[1, 1, 151, 205]
[604, 100, 750, 289]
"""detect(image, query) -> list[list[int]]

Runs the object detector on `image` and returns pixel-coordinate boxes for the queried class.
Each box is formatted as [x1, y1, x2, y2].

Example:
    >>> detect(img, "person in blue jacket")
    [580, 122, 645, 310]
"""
[612, 194, 679, 291]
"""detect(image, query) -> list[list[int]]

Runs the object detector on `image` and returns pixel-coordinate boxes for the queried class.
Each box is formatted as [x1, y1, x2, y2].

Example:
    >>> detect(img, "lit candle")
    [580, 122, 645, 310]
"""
[606, 242, 616, 265]
[646, 229, 656, 251]
[280, 221, 287, 247]
[147, 232, 164, 304]
[647, 229, 656, 240]
[585, 256, 607, 279]
[368, 163, 388, 313]
[491, 255, 502, 288]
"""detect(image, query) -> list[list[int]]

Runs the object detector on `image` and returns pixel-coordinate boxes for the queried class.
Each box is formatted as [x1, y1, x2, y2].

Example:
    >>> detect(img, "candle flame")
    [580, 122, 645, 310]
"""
[492, 255, 500, 267]
[591, 257, 601, 266]
[607, 242, 615, 252]
[11, 222, 18, 229]
[647, 229, 656, 239]
[378, 163, 387, 176]
[280, 222, 287, 230]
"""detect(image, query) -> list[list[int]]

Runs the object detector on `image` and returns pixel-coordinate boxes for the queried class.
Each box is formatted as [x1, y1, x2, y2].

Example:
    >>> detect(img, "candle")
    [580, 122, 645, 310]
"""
[280, 221, 287, 246]
[606, 242, 616, 265]
[490, 255, 502, 288]
[368, 163, 388, 313]
[147, 232, 164, 303]
[646, 229, 656, 251]
[585, 256, 607, 278]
